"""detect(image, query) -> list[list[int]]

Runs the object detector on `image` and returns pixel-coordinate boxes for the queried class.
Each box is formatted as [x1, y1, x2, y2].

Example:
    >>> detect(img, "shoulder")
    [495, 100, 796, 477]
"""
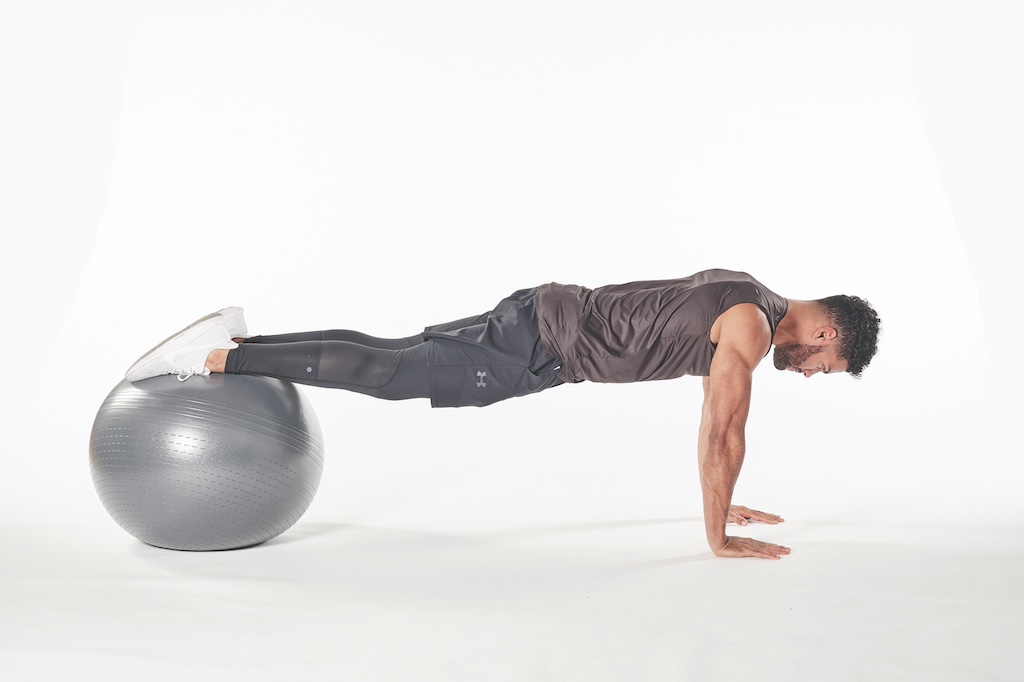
[713, 304, 772, 367]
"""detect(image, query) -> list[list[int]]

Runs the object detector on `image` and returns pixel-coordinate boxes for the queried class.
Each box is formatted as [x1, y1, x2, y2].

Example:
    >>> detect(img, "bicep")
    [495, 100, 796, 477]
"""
[705, 309, 769, 436]
[707, 350, 754, 435]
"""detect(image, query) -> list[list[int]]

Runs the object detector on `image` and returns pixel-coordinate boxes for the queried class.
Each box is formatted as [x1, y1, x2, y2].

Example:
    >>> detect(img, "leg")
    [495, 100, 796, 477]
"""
[215, 339, 432, 401]
[242, 330, 425, 349]
[125, 309, 427, 385]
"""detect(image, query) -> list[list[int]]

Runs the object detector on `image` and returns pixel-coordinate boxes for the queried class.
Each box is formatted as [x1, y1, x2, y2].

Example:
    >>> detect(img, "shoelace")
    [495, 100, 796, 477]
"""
[177, 366, 211, 382]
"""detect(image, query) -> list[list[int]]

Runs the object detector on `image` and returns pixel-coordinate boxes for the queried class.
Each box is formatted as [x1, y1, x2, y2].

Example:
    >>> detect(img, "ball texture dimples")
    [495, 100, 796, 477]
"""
[89, 374, 324, 551]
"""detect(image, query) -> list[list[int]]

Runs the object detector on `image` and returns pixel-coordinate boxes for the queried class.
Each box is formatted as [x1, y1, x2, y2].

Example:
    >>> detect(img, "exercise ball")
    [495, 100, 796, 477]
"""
[89, 374, 324, 551]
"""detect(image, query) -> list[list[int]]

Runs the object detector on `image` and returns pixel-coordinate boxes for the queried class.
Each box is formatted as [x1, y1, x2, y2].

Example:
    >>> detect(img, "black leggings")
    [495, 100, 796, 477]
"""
[224, 330, 432, 401]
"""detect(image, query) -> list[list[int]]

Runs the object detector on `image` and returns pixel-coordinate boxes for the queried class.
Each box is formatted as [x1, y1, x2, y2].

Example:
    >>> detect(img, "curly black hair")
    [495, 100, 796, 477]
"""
[816, 295, 881, 378]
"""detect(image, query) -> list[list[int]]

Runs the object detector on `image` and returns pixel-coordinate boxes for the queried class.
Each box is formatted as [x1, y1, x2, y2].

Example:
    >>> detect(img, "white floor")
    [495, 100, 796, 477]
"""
[3, 518, 1020, 681]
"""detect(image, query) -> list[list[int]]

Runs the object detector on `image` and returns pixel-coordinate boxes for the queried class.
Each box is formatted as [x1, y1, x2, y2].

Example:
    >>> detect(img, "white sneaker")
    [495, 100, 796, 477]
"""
[218, 306, 249, 340]
[125, 311, 241, 382]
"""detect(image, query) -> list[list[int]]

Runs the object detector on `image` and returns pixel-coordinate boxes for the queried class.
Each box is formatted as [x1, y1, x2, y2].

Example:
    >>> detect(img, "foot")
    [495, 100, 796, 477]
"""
[217, 306, 249, 340]
[125, 311, 241, 382]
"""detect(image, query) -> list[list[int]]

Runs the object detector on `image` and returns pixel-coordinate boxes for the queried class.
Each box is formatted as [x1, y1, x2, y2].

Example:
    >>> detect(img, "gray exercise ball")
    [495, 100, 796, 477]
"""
[89, 374, 324, 551]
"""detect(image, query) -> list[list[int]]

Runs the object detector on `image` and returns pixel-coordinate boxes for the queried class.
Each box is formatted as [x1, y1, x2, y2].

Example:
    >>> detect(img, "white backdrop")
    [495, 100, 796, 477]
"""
[4, 4, 1024, 681]
[3, 1, 1021, 535]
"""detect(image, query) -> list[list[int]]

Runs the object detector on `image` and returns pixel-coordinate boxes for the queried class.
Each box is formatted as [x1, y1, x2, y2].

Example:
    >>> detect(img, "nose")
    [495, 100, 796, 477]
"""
[802, 369, 820, 378]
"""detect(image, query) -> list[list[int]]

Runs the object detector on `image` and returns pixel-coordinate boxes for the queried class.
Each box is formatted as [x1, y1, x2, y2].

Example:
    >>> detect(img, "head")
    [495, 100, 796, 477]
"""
[773, 295, 881, 378]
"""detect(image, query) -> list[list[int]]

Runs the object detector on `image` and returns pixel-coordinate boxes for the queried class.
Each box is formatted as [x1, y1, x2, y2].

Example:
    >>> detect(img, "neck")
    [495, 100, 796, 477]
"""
[774, 299, 818, 346]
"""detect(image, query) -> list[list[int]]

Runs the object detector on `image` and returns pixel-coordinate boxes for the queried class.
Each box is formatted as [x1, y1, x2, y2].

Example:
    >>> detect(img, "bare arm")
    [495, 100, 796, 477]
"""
[699, 305, 791, 559]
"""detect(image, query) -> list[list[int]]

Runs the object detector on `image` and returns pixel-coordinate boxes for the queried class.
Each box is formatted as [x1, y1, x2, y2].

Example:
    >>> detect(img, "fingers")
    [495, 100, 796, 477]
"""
[754, 542, 791, 559]
[737, 539, 791, 559]
[713, 536, 792, 560]
[749, 510, 784, 524]
[729, 503, 782, 524]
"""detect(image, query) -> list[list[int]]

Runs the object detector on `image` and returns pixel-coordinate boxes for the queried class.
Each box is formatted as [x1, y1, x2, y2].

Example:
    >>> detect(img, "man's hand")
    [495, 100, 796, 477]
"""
[716, 506, 790, 558]
[712, 536, 792, 560]
[727, 505, 784, 527]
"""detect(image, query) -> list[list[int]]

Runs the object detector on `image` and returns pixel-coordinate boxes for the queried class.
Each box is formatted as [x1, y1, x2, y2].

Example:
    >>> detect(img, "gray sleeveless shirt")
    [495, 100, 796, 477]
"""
[535, 269, 788, 383]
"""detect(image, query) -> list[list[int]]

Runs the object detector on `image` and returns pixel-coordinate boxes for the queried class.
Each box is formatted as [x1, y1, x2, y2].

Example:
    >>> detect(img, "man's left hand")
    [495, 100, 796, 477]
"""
[728, 505, 784, 526]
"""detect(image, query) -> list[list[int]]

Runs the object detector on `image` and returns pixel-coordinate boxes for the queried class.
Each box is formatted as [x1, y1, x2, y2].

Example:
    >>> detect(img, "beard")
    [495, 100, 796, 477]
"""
[773, 343, 822, 371]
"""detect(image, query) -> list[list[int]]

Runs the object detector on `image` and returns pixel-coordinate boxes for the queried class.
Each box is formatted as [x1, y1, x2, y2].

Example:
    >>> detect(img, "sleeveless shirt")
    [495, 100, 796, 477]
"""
[534, 269, 788, 383]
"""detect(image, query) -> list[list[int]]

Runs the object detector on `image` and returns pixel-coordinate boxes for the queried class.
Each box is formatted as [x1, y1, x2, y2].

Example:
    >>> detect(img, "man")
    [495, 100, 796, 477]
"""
[125, 269, 881, 560]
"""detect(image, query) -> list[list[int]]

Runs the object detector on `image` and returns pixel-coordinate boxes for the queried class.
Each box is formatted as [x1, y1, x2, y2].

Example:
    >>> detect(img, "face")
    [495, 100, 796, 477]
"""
[773, 343, 849, 377]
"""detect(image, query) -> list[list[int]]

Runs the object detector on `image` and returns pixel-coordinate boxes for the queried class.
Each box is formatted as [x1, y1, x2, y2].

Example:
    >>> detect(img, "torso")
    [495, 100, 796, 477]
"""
[535, 269, 788, 383]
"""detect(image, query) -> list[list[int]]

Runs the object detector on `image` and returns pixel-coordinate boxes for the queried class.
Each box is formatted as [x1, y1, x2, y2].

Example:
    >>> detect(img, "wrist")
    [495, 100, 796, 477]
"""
[707, 534, 728, 552]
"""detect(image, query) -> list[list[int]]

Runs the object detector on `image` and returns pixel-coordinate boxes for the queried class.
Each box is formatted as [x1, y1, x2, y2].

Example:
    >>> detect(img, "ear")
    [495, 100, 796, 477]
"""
[814, 326, 839, 344]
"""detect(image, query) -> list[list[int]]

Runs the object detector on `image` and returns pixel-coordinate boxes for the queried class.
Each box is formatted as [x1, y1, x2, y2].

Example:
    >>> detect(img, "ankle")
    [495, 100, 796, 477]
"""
[206, 349, 230, 373]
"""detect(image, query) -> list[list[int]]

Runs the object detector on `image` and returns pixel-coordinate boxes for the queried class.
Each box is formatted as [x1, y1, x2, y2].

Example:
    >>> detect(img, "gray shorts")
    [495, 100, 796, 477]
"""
[422, 288, 565, 408]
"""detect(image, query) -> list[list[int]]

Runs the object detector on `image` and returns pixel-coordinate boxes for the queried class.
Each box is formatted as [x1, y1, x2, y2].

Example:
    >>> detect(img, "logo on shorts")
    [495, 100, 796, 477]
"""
[476, 371, 487, 388]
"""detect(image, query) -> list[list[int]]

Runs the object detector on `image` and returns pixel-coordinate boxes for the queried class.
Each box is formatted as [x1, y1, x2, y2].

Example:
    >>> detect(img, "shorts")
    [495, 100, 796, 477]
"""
[422, 287, 565, 408]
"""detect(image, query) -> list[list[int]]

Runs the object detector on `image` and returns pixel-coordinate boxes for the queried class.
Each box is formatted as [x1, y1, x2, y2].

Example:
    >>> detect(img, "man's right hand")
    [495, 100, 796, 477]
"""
[712, 536, 791, 560]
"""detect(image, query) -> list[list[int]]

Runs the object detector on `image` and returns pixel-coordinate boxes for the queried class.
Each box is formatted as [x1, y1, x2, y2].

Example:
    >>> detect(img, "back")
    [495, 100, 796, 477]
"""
[536, 269, 788, 383]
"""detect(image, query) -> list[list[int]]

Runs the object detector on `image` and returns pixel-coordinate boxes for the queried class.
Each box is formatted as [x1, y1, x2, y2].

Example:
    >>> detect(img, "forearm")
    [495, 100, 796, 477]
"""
[699, 433, 745, 550]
